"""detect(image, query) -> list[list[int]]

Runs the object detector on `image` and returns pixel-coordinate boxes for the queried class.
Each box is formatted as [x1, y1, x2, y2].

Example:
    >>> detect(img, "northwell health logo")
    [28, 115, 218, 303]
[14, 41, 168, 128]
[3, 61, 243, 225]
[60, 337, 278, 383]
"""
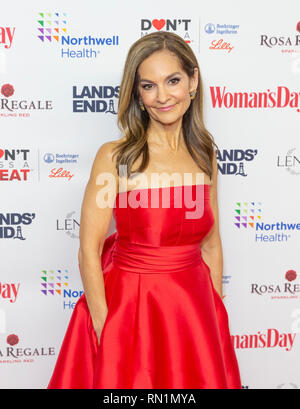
[37, 12, 119, 59]
[37, 12, 67, 42]
[40, 269, 83, 310]
[40, 269, 69, 295]
[234, 202, 299, 242]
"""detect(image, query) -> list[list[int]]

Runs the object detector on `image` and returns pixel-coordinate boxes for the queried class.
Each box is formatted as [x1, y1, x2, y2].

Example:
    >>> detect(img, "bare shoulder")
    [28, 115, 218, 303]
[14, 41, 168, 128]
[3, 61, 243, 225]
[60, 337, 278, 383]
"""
[89, 137, 127, 186]
[95, 136, 126, 160]
[89, 141, 117, 183]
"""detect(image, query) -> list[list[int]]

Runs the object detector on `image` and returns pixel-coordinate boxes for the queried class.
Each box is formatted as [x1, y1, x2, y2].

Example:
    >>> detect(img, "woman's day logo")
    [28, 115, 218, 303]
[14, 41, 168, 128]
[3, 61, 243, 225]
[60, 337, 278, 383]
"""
[0, 27, 15, 49]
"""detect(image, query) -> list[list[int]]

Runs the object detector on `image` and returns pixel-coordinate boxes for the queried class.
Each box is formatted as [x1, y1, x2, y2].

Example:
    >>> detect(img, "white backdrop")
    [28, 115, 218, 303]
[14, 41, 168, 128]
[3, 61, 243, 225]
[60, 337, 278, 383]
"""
[0, 0, 300, 389]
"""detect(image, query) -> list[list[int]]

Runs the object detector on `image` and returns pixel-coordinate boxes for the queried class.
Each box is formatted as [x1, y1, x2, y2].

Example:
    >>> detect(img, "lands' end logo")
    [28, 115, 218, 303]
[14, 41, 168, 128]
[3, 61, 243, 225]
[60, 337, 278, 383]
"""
[37, 12, 119, 59]
[0, 212, 36, 240]
[217, 149, 258, 176]
[72, 85, 119, 113]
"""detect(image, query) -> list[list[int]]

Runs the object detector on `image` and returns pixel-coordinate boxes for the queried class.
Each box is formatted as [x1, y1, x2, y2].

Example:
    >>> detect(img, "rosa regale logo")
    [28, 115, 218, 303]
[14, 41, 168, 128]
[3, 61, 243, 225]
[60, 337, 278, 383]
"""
[7, 334, 19, 346]
[1, 84, 14, 98]
[250, 269, 299, 300]
[286, 270, 297, 282]
[0, 83, 53, 117]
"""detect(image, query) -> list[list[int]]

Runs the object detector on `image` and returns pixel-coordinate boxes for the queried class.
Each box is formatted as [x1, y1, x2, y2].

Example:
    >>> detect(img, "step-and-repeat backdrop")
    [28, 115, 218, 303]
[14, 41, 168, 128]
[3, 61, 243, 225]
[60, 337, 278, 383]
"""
[1, 0, 299, 389]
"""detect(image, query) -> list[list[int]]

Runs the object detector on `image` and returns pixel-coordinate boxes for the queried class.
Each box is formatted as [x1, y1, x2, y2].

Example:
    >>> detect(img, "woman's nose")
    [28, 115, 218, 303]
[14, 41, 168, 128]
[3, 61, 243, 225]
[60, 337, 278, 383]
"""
[156, 85, 169, 104]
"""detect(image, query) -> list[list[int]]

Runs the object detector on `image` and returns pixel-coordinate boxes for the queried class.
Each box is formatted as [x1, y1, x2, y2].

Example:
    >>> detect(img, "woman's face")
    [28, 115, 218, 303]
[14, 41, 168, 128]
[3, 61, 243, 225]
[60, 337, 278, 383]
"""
[137, 50, 198, 126]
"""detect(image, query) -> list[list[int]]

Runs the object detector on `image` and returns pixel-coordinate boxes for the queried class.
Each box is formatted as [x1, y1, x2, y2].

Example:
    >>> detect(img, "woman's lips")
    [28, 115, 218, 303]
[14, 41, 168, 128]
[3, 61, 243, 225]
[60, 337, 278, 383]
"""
[156, 104, 175, 112]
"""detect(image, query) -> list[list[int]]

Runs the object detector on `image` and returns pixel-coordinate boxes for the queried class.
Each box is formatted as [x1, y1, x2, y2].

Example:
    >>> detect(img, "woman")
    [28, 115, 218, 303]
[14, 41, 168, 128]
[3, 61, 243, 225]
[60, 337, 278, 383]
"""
[48, 31, 242, 389]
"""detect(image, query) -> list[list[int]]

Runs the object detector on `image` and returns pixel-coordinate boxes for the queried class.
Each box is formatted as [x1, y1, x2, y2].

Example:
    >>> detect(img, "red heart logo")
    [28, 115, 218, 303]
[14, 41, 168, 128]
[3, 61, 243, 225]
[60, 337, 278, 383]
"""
[0, 149, 4, 159]
[152, 19, 166, 31]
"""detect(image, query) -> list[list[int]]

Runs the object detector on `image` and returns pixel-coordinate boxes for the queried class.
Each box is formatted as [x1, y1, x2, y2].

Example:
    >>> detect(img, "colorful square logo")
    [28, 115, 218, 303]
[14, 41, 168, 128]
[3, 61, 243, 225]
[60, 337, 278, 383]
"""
[37, 12, 67, 43]
[234, 202, 262, 228]
[41, 269, 69, 295]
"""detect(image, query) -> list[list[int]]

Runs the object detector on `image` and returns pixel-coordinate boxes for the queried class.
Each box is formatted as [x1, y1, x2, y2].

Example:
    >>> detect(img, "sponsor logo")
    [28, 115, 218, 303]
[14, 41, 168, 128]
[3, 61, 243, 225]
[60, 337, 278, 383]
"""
[37, 12, 119, 59]
[222, 275, 232, 285]
[0, 213, 36, 240]
[260, 21, 300, 54]
[0, 334, 55, 364]
[231, 328, 296, 351]
[251, 270, 299, 300]
[40, 269, 69, 296]
[0, 83, 53, 118]
[0, 148, 32, 181]
[0, 27, 15, 49]
[43, 152, 79, 181]
[0, 283, 20, 303]
[277, 383, 298, 389]
[210, 86, 300, 112]
[43, 153, 79, 164]
[40, 269, 83, 310]
[62, 289, 84, 310]
[204, 23, 240, 35]
[209, 39, 234, 53]
[234, 202, 299, 242]
[56, 211, 80, 239]
[217, 149, 258, 176]
[49, 168, 74, 181]
[72, 85, 119, 113]
[140, 18, 194, 45]
[277, 148, 300, 175]
[222, 275, 232, 299]
[204, 22, 239, 53]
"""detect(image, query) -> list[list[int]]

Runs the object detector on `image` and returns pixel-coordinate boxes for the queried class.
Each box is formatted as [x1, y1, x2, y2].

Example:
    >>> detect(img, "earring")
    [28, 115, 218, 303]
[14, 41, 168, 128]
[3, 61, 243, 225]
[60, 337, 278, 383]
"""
[190, 90, 196, 100]
[139, 98, 145, 111]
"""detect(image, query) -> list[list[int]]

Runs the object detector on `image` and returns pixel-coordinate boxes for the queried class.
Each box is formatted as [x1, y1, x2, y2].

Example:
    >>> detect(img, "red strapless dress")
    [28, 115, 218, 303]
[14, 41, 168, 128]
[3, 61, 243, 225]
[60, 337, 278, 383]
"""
[47, 184, 242, 389]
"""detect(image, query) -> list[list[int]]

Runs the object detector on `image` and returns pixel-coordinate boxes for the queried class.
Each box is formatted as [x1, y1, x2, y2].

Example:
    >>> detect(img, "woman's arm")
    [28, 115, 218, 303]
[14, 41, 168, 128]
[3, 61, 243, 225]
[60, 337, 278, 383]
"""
[200, 150, 224, 298]
[78, 142, 118, 344]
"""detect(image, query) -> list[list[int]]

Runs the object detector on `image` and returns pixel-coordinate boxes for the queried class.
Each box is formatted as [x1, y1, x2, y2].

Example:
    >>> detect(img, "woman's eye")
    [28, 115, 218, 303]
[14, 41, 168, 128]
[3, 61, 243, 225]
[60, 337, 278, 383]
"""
[141, 78, 180, 90]
[142, 84, 153, 90]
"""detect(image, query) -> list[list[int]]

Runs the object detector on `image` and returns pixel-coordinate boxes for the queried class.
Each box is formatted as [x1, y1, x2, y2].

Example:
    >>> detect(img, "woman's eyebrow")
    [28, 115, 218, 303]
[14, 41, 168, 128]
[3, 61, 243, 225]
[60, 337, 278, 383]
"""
[139, 72, 182, 83]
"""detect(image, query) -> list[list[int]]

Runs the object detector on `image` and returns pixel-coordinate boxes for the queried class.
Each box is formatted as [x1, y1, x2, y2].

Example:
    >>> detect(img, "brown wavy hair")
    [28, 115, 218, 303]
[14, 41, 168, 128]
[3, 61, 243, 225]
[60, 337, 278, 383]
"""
[112, 31, 218, 180]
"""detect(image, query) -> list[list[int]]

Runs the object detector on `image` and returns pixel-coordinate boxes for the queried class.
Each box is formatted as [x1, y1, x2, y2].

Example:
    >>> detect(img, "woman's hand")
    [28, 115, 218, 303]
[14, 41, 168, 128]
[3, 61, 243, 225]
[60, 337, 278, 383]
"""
[92, 308, 108, 345]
